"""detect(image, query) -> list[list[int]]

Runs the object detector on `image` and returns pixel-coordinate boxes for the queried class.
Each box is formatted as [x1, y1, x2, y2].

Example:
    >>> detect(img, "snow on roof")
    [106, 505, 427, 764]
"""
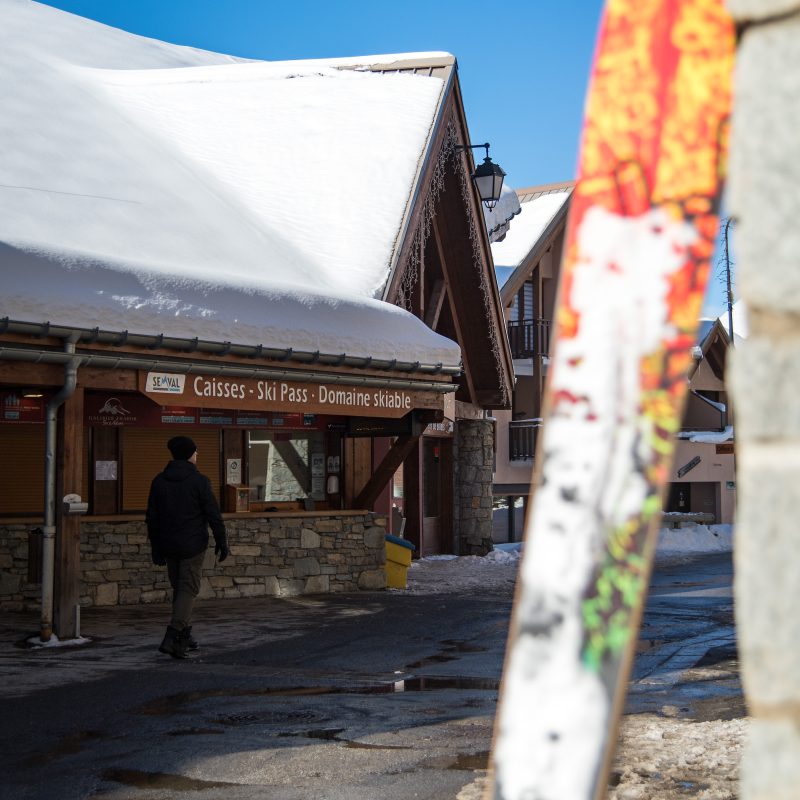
[0, 0, 460, 366]
[483, 183, 521, 243]
[490, 191, 572, 289]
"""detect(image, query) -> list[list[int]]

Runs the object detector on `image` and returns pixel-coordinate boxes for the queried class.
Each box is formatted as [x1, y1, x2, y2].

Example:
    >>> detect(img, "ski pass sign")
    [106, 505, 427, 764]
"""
[145, 372, 186, 394]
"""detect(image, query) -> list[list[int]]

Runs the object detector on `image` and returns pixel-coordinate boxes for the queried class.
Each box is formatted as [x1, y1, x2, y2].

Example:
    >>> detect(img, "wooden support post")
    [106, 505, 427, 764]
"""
[424, 278, 446, 330]
[54, 388, 83, 639]
[432, 217, 478, 405]
[507, 495, 516, 544]
[403, 438, 423, 556]
[344, 438, 372, 509]
[354, 435, 420, 511]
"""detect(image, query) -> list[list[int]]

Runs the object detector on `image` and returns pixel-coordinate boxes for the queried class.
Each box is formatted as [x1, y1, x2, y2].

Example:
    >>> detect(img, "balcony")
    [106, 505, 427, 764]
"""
[508, 318, 552, 359]
[509, 419, 541, 461]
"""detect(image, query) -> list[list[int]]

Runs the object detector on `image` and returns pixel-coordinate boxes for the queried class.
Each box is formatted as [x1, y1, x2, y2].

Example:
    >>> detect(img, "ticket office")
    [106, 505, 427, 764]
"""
[0, 388, 419, 518]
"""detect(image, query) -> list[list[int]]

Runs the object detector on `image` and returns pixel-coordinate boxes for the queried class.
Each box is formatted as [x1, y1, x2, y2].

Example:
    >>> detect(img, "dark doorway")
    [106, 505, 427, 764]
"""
[666, 483, 691, 513]
[422, 438, 441, 557]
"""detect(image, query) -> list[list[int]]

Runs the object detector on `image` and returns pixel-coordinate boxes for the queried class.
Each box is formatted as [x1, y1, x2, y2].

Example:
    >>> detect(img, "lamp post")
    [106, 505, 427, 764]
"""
[456, 142, 506, 209]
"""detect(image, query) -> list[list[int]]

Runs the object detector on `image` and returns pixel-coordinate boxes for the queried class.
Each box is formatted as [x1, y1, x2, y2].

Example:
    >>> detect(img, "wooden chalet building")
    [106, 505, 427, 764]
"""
[0, 4, 511, 638]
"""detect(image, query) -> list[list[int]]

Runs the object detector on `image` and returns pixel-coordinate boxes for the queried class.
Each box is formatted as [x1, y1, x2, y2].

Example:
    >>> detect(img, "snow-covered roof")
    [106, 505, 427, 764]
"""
[483, 183, 521, 243]
[491, 188, 573, 290]
[0, 0, 461, 367]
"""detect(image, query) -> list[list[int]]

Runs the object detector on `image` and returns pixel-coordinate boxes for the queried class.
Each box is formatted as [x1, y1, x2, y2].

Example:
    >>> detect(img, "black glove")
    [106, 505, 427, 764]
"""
[215, 542, 229, 563]
[151, 548, 166, 567]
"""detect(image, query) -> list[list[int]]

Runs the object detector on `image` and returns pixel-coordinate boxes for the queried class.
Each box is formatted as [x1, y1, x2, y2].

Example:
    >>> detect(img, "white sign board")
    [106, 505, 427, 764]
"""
[226, 459, 242, 484]
[95, 461, 117, 481]
[145, 372, 186, 394]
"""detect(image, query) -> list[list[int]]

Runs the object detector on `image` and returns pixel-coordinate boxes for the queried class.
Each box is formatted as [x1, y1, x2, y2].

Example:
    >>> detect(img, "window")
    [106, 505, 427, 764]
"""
[247, 431, 327, 503]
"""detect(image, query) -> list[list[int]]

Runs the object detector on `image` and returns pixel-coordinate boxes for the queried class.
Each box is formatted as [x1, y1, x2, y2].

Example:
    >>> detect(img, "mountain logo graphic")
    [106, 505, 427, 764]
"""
[98, 398, 131, 415]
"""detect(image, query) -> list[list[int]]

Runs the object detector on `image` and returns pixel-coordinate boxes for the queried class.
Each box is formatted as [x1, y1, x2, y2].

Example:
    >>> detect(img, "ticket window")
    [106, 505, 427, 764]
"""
[247, 431, 341, 508]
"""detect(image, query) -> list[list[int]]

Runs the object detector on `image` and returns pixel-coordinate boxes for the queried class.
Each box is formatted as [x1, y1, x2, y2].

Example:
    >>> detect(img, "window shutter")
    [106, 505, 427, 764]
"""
[0, 426, 46, 516]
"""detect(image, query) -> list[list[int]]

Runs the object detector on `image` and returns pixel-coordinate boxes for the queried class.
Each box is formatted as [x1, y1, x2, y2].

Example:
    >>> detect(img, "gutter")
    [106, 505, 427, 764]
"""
[41, 335, 82, 643]
[0, 319, 462, 378]
[0, 346, 458, 393]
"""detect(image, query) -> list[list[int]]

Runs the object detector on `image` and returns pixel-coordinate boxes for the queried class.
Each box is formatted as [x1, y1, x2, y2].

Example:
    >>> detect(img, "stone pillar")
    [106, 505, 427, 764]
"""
[456, 419, 494, 556]
[727, 3, 800, 797]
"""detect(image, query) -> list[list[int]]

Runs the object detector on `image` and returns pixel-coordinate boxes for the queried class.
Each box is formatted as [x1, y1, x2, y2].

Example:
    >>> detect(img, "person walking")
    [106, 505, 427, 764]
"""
[146, 435, 228, 659]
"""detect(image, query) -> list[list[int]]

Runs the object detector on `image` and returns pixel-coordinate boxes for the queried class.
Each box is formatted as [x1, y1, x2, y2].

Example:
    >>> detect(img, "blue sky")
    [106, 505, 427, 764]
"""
[37, 0, 734, 318]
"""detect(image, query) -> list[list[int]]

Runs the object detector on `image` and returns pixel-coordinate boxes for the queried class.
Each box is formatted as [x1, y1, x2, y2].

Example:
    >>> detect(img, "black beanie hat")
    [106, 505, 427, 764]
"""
[168, 435, 197, 461]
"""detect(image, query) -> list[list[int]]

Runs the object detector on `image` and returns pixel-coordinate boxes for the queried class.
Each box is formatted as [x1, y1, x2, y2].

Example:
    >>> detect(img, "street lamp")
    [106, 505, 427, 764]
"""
[456, 142, 506, 209]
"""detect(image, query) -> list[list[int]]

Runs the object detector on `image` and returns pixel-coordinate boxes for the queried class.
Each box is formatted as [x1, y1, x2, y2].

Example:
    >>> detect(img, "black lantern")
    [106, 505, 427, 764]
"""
[456, 142, 506, 209]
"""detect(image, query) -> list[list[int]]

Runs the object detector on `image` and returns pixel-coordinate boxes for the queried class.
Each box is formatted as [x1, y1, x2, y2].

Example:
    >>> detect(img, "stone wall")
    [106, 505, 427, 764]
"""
[456, 419, 494, 556]
[727, 3, 800, 797]
[0, 514, 387, 612]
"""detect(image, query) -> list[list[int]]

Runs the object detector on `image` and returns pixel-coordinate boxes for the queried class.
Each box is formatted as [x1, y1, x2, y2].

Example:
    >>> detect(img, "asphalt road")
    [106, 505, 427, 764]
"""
[0, 552, 740, 800]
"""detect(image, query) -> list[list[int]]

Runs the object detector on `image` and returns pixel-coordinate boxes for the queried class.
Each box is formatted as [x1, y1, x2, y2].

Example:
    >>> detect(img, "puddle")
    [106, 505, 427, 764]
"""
[21, 730, 103, 765]
[392, 677, 500, 692]
[165, 728, 224, 736]
[343, 740, 412, 750]
[278, 728, 345, 740]
[405, 655, 459, 669]
[635, 640, 665, 652]
[440, 640, 491, 653]
[132, 677, 500, 715]
[422, 751, 490, 770]
[102, 769, 235, 791]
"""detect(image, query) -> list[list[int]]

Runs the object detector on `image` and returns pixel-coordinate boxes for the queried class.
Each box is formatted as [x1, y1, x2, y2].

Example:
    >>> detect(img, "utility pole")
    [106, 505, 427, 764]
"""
[722, 217, 734, 343]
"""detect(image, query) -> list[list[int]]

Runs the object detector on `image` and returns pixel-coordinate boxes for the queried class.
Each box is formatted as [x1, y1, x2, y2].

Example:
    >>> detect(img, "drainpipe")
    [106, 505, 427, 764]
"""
[41, 335, 82, 643]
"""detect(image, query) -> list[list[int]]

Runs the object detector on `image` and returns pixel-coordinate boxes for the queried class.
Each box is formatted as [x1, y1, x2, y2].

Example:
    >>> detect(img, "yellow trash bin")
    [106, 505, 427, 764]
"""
[384, 534, 415, 589]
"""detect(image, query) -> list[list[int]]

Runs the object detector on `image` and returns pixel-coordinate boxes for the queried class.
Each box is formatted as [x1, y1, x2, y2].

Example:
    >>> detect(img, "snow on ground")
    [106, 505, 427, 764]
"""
[608, 715, 748, 800]
[491, 190, 572, 281]
[657, 524, 734, 556]
[27, 635, 90, 648]
[0, 0, 460, 365]
[398, 551, 521, 594]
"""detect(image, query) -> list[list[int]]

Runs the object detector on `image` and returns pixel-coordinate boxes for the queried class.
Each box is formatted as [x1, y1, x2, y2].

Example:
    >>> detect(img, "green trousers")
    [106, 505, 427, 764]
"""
[166, 550, 206, 631]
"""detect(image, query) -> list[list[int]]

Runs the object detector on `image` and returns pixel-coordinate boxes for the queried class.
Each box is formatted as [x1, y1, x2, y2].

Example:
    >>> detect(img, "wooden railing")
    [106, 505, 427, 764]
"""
[509, 420, 541, 462]
[508, 318, 552, 359]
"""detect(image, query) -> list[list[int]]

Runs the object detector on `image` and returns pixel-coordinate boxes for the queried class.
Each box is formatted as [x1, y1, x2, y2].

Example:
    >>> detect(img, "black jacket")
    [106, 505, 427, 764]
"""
[145, 460, 226, 560]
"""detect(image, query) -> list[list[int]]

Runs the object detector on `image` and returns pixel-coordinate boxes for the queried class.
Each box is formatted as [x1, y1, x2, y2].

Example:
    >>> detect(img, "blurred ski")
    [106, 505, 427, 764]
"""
[488, 2, 735, 799]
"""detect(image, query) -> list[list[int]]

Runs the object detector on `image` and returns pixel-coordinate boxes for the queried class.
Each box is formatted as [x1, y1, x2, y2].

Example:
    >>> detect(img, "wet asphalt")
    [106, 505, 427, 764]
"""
[0, 552, 739, 800]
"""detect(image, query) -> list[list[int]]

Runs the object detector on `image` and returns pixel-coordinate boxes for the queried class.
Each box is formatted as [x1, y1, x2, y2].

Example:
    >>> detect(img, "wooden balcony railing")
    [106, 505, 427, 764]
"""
[509, 420, 541, 462]
[508, 318, 552, 359]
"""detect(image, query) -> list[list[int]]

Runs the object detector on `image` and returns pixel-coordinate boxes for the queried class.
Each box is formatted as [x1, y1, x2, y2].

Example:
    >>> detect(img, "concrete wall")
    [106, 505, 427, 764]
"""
[726, 2, 800, 796]
[492, 409, 537, 489]
[457, 419, 494, 556]
[670, 440, 736, 524]
[0, 513, 388, 612]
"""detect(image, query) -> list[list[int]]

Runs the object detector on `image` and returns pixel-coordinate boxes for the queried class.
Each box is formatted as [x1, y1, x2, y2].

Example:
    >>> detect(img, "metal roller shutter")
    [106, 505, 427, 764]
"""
[122, 429, 220, 512]
[0, 426, 46, 516]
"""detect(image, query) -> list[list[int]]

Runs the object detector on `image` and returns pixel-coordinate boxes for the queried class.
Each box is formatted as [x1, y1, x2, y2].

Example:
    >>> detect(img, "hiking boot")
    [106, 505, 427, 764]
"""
[158, 626, 188, 659]
[179, 626, 199, 651]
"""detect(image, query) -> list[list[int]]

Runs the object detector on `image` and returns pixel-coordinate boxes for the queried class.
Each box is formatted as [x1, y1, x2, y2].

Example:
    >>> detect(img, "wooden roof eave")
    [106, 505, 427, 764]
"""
[449, 75, 514, 405]
[499, 193, 573, 307]
[380, 59, 456, 302]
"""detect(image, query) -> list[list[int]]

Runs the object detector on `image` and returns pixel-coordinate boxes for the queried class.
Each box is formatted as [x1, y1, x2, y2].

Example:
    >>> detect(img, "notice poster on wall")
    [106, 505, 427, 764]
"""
[1, 392, 49, 423]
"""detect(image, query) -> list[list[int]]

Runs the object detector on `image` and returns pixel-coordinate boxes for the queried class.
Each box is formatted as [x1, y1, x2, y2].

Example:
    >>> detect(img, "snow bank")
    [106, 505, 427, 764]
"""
[27, 634, 91, 648]
[0, 0, 461, 366]
[656, 524, 734, 554]
[491, 191, 572, 279]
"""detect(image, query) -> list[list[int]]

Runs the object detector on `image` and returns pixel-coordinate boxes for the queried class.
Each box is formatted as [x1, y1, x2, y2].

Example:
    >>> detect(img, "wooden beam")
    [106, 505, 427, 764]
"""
[54, 387, 83, 639]
[432, 217, 478, 405]
[425, 279, 446, 329]
[354, 434, 420, 511]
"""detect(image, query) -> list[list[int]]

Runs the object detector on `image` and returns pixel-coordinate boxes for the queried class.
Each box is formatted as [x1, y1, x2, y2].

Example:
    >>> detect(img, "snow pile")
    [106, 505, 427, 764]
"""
[403, 550, 520, 594]
[483, 183, 521, 243]
[656, 524, 734, 555]
[491, 191, 572, 284]
[609, 714, 748, 800]
[676, 426, 733, 443]
[27, 635, 90, 648]
[0, 0, 460, 365]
